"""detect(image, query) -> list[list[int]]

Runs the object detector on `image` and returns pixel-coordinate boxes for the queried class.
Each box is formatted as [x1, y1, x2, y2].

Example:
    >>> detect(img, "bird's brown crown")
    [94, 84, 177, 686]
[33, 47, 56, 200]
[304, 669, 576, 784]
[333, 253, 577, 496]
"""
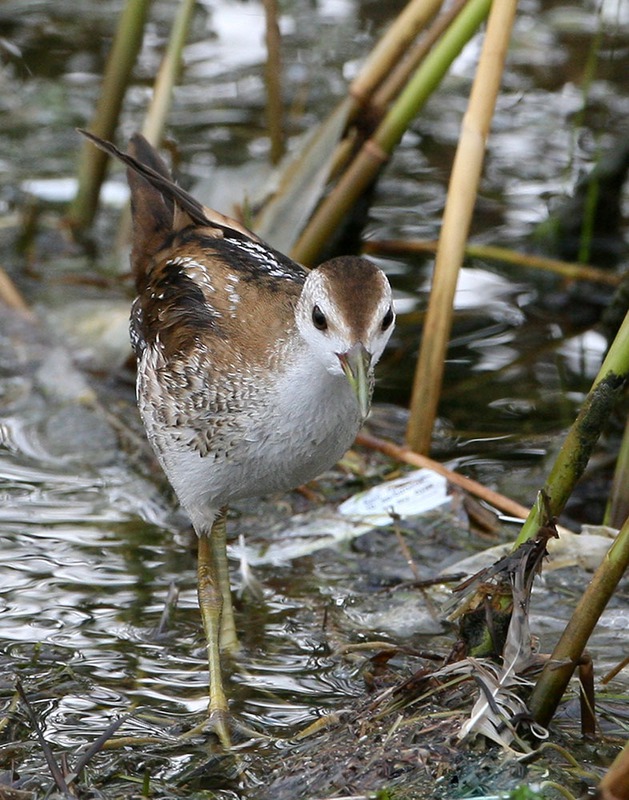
[313, 257, 392, 342]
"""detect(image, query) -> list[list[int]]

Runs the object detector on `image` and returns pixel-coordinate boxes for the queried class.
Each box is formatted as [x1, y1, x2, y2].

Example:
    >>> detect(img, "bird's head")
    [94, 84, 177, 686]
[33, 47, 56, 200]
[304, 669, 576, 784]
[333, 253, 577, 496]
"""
[295, 256, 395, 418]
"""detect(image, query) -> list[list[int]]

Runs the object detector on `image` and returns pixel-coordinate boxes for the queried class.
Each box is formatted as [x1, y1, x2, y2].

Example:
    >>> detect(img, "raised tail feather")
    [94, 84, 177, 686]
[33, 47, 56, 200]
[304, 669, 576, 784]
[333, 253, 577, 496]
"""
[78, 129, 212, 229]
[78, 129, 261, 242]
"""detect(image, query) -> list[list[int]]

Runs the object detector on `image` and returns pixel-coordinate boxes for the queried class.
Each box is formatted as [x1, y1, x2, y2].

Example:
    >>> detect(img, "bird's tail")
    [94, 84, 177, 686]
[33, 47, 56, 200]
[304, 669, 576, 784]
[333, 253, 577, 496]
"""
[79, 129, 217, 289]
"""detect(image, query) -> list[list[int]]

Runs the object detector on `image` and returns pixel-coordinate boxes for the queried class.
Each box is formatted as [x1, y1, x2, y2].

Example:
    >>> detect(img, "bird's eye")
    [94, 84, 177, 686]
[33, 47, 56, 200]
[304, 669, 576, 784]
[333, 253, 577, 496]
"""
[312, 304, 328, 331]
[381, 306, 394, 331]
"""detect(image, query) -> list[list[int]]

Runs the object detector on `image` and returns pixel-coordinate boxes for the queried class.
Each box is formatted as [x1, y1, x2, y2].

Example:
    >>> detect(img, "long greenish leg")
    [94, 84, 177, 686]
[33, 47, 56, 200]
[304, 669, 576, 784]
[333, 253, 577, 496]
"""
[197, 530, 231, 748]
[211, 507, 239, 654]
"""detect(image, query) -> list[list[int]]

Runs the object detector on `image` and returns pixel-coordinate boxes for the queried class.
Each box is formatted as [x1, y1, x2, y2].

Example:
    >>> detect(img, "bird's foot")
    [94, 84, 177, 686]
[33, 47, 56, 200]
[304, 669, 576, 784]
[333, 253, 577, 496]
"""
[180, 707, 231, 748]
[210, 705, 232, 749]
[181, 704, 269, 749]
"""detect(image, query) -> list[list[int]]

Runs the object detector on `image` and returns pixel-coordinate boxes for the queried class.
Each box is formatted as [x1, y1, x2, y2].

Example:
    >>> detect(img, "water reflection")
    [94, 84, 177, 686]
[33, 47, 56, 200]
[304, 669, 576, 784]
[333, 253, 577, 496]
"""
[1, 0, 628, 794]
[0, 302, 371, 746]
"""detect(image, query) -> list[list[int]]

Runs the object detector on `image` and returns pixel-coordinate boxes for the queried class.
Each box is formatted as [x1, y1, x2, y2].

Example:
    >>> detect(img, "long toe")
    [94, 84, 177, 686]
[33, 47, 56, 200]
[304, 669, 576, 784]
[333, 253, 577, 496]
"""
[209, 704, 232, 749]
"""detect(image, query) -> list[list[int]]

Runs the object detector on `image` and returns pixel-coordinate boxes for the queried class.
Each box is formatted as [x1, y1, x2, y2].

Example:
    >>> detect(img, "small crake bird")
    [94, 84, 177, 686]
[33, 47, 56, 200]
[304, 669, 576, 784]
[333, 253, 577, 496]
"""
[80, 130, 395, 746]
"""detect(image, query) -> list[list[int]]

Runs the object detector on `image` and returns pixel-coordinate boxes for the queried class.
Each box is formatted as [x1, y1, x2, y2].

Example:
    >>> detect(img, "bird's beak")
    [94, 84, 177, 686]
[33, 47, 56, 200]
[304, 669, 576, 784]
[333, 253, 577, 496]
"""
[338, 343, 372, 419]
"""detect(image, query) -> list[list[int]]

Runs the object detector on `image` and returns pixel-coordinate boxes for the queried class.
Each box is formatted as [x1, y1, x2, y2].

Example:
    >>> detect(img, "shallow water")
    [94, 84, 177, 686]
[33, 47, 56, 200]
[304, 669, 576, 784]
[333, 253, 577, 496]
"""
[0, 0, 628, 796]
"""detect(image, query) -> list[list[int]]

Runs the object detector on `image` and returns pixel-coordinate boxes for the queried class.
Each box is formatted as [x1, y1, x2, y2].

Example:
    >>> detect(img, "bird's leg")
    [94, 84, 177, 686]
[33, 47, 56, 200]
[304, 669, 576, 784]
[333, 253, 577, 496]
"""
[211, 508, 239, 654]
[197, 529, 231, 748]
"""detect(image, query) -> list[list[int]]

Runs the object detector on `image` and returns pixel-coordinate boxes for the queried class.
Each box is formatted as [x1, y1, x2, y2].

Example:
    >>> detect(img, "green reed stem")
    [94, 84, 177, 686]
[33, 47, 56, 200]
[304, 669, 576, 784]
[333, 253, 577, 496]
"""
[68, 0, 151, 233]
[515, 310, 629, 548]
[605, 413, 629, 529]
[141, 0, 196, 145]
[529, 512, 629, 726]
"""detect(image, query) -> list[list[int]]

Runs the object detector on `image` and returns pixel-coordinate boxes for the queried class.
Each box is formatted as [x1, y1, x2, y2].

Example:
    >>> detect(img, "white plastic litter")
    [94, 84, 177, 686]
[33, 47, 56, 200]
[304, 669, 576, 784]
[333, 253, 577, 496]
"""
[231, 468, 451, 566]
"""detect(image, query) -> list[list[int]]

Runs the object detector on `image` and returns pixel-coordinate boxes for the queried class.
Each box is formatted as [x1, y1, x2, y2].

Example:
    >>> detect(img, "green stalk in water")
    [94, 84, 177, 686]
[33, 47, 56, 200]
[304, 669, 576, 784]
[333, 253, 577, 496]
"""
[529, 513, 629, 727]
[68, 0, 151, 233]
[515, 311, 629, 548]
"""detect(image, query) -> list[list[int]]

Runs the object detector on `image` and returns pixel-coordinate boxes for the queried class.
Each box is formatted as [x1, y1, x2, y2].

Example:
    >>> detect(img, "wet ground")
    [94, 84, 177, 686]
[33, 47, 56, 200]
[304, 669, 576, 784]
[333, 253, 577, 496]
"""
[0, 1, 628, 797]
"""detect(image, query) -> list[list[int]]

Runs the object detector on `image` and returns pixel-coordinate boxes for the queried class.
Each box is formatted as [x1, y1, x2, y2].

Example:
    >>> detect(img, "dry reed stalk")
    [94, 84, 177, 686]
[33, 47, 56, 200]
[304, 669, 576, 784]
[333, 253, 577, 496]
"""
[115, 0, 197, 251]
[364, 239, 622, 286]
[0, 267, 32, 318]
[263, 0, 285, 165]
[325, 0, 467, 185]
[356, 430, 530, 520]
[406, 0, 519, 454]
[290, 0, 492, 266]
[255, 0, 442, 245]
[141, 0, 196, 146]
[370, 0, 468, 116]
[350, 0, 444, 106]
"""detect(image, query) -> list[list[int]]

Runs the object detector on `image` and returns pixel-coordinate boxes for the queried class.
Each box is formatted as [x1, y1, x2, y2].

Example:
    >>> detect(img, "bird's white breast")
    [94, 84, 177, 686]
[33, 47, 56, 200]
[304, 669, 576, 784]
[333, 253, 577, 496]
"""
[261, 352, 364, 487]
[137, 342, 364, 533]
